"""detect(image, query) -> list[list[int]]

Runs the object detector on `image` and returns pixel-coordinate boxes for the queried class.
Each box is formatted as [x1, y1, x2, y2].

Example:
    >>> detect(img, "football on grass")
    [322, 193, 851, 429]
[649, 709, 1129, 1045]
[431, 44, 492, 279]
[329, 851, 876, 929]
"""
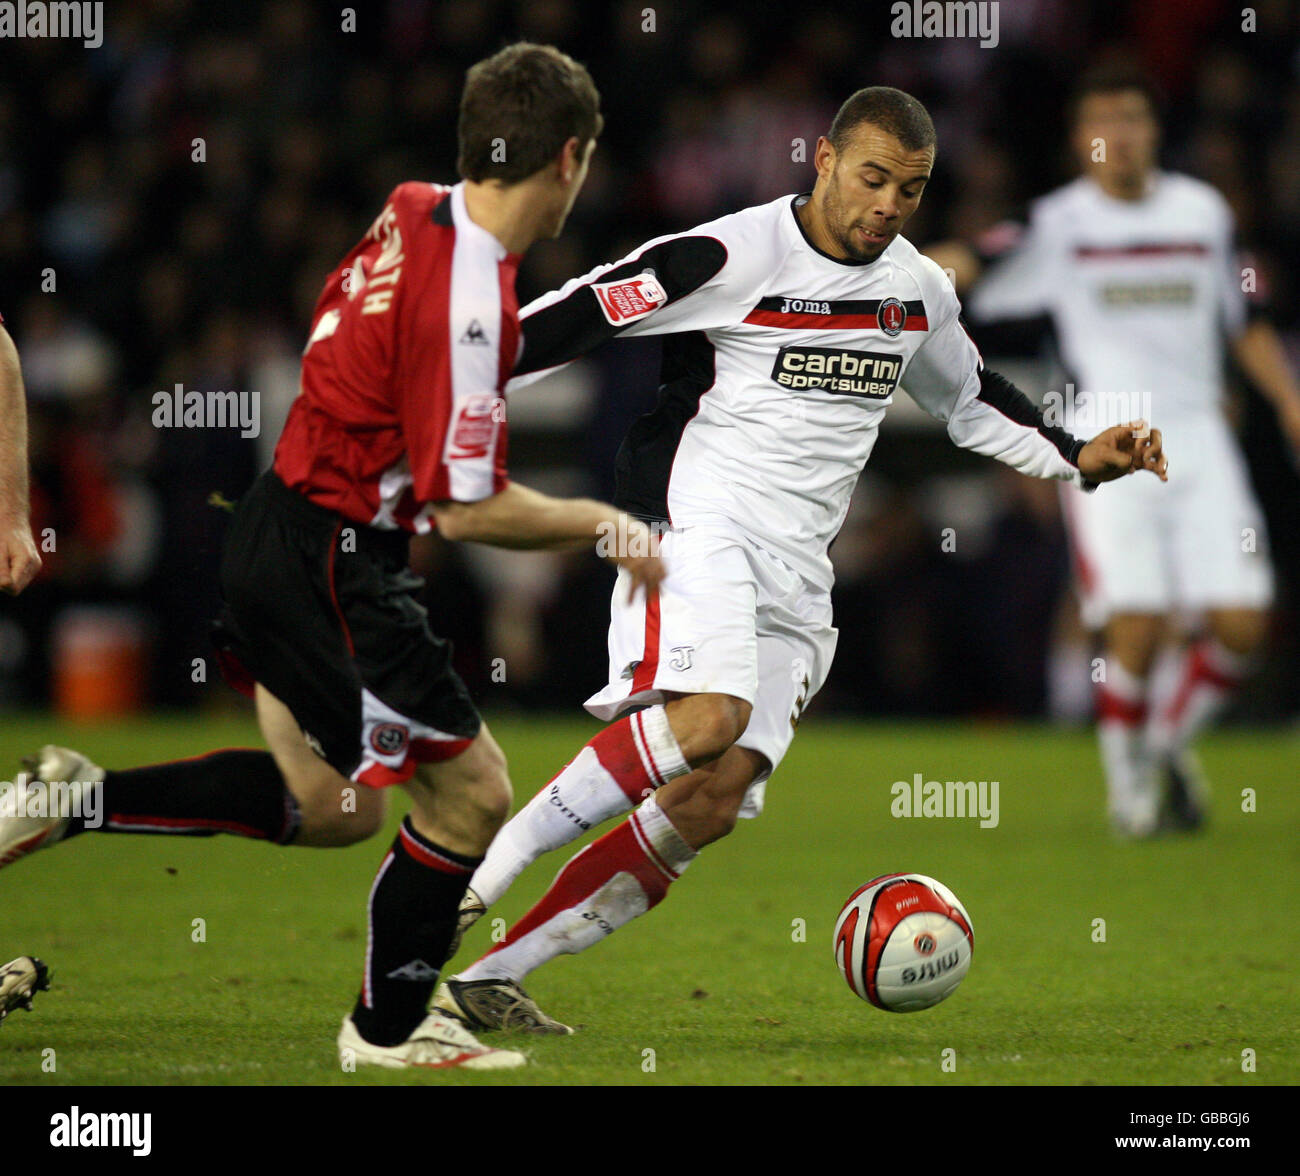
[833, 873, 974, 1011]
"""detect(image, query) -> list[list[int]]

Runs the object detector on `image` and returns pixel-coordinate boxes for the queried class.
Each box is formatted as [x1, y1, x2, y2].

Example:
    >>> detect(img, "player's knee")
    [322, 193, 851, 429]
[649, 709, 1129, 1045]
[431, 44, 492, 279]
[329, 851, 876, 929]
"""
[676, 693, 751, 764]
[458, 748, 513, 835]
[294, 780, 385, 845]
[470, 768, 513, 834]
[1210, 609, 1268, 656]
[1106, 615, 1164, 677]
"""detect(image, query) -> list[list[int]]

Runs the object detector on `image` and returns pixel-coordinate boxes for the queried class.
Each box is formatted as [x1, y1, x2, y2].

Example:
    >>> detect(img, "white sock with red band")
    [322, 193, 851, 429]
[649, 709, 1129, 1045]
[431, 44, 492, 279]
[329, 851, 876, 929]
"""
[458, 794, 697, 985]
[468, 706, 689, 908]
[1095, 659, 1156, 828]
[1147, 638, 1250, 759]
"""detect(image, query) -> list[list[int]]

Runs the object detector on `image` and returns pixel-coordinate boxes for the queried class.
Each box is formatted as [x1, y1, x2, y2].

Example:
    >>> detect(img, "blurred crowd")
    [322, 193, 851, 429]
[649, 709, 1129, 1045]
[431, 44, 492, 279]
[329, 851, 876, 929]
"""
[1, 0, 1297, 719]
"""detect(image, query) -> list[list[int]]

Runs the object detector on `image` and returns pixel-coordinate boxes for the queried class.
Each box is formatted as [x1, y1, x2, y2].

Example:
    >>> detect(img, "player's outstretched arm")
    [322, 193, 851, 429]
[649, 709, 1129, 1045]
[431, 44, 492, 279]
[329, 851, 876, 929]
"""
[1230, 321, 1300, 463]
[1076, 420, 1168, 483]
[431, 482, 665, 599]
[0, 323, 42, 595]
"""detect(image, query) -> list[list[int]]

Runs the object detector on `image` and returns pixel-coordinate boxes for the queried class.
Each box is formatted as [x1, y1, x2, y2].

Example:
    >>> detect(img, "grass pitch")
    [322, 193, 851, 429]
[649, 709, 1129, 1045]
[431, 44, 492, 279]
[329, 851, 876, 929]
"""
[0, 712, 1296, 1086]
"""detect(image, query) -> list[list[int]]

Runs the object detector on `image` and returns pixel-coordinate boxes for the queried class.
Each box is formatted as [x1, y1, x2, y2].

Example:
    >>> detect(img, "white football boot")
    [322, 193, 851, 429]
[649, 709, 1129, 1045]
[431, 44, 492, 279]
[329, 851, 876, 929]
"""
[1, 746, 105, 868]
[432, 976, 574, 1035]
[0, 956, 51, 1025]
[1110, 784, 1161, 839]
[337, 1010, 527, 1071]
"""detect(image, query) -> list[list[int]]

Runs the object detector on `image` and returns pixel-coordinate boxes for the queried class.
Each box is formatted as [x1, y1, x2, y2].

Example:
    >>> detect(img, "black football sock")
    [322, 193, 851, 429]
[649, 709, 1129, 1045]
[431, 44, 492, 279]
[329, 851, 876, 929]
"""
[351, 816, 481, 1047]
[63, 749, 300, 844]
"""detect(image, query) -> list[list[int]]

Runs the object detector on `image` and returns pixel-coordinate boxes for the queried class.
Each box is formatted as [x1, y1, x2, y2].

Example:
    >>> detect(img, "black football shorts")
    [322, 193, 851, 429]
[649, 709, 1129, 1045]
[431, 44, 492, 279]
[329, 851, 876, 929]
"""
[211, 469, 481, 786]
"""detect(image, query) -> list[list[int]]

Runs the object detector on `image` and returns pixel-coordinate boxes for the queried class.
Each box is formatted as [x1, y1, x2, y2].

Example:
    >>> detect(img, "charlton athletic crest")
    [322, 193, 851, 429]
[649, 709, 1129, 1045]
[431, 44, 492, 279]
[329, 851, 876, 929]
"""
[878, 297, 906, 337]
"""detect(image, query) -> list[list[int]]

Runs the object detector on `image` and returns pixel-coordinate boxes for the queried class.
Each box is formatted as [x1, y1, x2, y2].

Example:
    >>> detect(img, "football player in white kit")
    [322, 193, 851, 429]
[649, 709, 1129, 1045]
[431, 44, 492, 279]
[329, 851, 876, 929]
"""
[931, 64, 1300, 839]
[433, 86, 1169, 1034]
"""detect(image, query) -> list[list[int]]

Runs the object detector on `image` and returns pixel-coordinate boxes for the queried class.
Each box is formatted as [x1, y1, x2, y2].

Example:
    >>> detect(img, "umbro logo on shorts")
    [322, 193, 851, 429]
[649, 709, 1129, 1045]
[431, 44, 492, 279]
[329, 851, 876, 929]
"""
[386, 959, 439, 981]
[771, 346, 902, 399]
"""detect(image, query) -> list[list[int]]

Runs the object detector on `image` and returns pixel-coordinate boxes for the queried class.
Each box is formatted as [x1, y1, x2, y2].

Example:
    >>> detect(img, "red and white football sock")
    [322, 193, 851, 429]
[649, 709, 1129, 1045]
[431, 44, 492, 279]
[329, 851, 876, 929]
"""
[1147, 637, 1249, 759]
[457, 795, 696, 985]
[468, 706, 688, 908]
[1095, 659, 1157, 829]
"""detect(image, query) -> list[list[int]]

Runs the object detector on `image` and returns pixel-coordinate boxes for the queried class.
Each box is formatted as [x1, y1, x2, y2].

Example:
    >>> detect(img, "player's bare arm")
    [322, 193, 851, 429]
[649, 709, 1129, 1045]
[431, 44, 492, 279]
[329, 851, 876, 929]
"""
[431, 481, 665, 598]
[0, 322, 42, 594]
[1230, 321, 1300, 460]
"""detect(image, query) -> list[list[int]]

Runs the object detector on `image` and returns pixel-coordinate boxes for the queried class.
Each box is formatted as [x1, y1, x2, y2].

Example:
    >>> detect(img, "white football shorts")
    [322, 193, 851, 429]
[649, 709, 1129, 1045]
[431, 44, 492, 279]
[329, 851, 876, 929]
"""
[1061, 413, 1273, 628]
[585, 517, 838, 817]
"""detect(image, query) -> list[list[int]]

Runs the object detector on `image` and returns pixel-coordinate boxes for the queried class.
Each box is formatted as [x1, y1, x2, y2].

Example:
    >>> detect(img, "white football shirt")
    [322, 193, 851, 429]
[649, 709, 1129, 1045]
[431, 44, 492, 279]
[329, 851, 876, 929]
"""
[512, 193, 1089, 590]
[968, 172, 1247, 431]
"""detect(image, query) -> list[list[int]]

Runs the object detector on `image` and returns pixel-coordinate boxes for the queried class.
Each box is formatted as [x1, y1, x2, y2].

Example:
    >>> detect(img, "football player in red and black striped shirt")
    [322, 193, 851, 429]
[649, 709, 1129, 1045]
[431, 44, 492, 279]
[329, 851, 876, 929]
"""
[1, 44, 663, 1071]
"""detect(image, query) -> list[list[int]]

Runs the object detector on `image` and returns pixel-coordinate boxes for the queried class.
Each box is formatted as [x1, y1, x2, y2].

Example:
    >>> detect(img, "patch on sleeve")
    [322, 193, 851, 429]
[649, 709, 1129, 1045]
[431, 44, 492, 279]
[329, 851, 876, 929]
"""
[591, 273, 668, 325]
[448, 393, 505, 460]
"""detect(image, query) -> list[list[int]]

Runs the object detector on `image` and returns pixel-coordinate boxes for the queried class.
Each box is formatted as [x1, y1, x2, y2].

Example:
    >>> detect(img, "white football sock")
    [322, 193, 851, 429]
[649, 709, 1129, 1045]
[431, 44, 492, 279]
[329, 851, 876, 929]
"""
[1147, 638, 1250, 759]
[1096, 659, 1157, 829]
[469, 706, 689, 908]
[459, 794, 697, 984]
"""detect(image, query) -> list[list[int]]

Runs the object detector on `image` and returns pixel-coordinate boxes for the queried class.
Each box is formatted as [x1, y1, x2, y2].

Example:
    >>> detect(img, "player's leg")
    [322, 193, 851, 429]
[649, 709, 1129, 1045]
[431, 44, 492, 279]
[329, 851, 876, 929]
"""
[1142, 606, 1269, 828]
[435, 744, 765, 1033]
[436, 549, 834, 1034]
[0, 682, 389, 868]
[349, 726, 512, 1039]
[1097, 611, 1165, 834]
[462, 523, 759, 915]
[253, 684, 386, 846]
[330, 524, 528, 1069]
[1149, 608, 1268, 755]
[1060, 480, 1172, 836]
[465, 689, 749, 911]
[1144, 422, 1274, 827]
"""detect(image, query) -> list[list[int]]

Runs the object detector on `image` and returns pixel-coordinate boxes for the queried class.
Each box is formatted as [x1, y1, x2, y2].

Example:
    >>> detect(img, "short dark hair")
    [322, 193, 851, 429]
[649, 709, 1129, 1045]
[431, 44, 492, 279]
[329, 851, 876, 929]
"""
[458, 43, 603, 184]
[828, 87, 936, 155]
[1069, 60, 1164, 125]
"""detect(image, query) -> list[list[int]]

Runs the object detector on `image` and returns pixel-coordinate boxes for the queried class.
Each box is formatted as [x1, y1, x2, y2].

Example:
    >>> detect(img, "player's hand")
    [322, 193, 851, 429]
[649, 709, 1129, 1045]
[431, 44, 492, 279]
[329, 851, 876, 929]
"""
[605, 517, 667, 602]
[0, 518, 42, 594]
[616, 552, 666, 602]
[1077, 420, 1168, 484]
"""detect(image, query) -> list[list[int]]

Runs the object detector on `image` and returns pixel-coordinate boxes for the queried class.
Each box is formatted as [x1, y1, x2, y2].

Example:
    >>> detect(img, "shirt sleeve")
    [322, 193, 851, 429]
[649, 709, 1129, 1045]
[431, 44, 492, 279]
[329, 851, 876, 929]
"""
[509, 220, 754, 388]
[903, 297, 1089, 487]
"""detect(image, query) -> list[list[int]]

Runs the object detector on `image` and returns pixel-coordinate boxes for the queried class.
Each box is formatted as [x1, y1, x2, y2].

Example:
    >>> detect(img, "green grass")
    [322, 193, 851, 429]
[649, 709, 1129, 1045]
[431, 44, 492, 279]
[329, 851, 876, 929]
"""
[1, 711, 1296, 1086]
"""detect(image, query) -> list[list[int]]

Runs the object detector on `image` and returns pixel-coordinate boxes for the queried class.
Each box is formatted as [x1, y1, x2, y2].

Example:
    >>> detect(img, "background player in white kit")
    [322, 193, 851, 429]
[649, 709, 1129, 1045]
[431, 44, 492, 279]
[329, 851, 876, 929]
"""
[930, 64, 1300, 837]
[433, 87, 1169, 1035]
